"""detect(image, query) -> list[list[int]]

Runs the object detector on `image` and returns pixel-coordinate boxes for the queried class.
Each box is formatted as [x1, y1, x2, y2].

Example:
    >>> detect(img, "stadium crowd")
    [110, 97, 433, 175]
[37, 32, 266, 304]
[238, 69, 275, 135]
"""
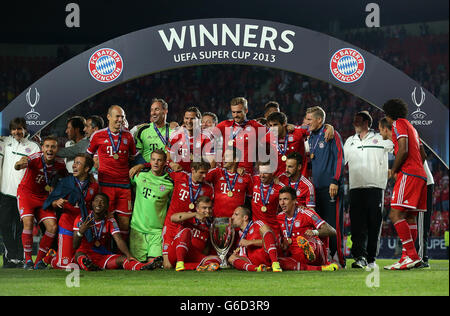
[0, 23, 448, 271]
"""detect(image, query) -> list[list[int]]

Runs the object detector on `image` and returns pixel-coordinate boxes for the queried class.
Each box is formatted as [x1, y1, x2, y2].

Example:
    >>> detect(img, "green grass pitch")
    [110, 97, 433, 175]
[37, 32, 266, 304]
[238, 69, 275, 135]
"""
[0, 258, 448, 296]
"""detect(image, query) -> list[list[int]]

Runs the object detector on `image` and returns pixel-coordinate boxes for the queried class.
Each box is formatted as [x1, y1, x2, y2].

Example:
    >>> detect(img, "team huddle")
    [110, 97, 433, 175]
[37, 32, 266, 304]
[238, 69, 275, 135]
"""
[4, 96, 428, 272]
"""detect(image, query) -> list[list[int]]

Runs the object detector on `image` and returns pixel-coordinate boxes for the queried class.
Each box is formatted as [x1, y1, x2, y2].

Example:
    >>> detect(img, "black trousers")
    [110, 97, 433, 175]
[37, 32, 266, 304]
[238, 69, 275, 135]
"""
[0, 194, 23, 261]
[349, 187, 383, 263]
[316, 188, 345, 267]
[415, 184, 434, 261]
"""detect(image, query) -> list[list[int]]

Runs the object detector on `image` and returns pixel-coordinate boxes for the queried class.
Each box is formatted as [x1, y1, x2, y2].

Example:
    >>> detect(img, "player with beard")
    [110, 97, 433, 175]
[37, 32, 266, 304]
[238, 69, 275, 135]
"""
[277, 186, 338, 271]
[278, 152, 316, 209]
[167, 107, 215, 173]
[251, 161, 285, 239]
[15, 136, 68, 269]
[215, 97, 274, 176]
[228, 206, 282, 272]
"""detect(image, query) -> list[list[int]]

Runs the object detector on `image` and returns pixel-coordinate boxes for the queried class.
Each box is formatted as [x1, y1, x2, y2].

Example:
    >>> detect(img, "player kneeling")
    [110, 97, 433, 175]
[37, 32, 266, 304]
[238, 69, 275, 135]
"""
[277, 186, 338, 271]
[72, 193, 161, 271]
[228, 206, 282, 272]
[167, 196, 221, 271]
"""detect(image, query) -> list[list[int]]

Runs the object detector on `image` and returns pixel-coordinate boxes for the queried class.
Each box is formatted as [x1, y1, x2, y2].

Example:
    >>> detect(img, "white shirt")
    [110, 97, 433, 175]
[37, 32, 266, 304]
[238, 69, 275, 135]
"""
[65, 140, 75, 173]
[0, 136, 41, 197]
[344, 130, 394, 190]
[423, 160, 434, 185]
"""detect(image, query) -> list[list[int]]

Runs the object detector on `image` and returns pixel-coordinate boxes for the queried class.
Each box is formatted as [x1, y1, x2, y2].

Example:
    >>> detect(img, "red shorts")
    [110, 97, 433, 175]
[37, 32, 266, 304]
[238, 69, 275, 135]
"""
[167, 228, 206, 269]
[17, 192, 56, 223]
[78, 248, 121, 269]
[391, 172, 427, 212]
[290, 236, 327, 266]
[240, 248, 271, 266]
[100, 185, 132, 217]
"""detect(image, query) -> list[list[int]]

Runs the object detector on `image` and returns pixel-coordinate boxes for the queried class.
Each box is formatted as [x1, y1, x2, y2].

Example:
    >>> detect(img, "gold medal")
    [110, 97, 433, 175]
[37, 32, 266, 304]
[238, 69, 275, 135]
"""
[281, 155, 287, 161]
[228, 140, 234, 147]
[189, 203, 195, 210]
[227, 191, 234, 197]
[45, 185, 51, 192]
[94, 240, 101, 247]
[310, 153, 315, 160]
[261, 206, 267, 212]
[287, 238, 292, 244]
[113, 153, 119, 160]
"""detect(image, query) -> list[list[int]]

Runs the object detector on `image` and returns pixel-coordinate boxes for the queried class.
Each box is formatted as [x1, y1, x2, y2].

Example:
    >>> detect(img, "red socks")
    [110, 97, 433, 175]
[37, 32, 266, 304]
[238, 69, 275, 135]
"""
[35, 231, 56, 264]
[394, 219, 419, 260]
[232, 258, 257, 271]
[175, 228, 192, 262]
[262, 231, 278, 263]
[22, 229, 33, 262]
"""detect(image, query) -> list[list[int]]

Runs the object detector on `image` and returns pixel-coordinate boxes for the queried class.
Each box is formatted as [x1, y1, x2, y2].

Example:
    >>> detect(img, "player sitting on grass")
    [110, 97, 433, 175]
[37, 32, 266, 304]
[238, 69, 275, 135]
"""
[228, 206, 282, 272]
[168, 196, 221, 271]
[71, 193, 161, 271]
[277, 186, 339, 271]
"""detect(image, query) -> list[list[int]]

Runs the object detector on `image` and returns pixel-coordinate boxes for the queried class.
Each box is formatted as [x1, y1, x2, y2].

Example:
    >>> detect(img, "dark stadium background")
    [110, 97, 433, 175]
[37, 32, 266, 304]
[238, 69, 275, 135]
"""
[0, 0, 448, 258]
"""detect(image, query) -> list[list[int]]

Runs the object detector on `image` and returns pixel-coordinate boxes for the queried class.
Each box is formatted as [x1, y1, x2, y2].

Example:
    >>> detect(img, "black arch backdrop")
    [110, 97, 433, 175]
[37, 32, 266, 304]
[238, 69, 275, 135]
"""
[1, 18, 448, 167]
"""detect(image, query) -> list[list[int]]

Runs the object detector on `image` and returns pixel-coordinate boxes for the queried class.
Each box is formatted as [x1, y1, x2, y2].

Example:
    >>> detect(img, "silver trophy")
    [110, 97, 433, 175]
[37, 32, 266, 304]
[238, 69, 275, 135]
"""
[210, 217, 235, 268]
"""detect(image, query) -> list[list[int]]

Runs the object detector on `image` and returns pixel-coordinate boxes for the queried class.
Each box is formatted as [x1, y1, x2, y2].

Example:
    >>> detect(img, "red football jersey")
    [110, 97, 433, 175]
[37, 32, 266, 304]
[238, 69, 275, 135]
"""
[179, 217, 211, 252]
[163, 171, 214, 240]
[391, 119, 426, 179]
[277, 207, 325, 257]
[216, 119, 271, 175]
[237, 220, 265, 257]
[273, 126, 309, 177]
[18, 152, 67, 198]
[251, 176, 284, 235]
[167, 128, 214, 173]
[73, 212, 120, 252]
[87, 128, 137, 185]
[278, 173, 316, 208]
[205, 167, 253, 218]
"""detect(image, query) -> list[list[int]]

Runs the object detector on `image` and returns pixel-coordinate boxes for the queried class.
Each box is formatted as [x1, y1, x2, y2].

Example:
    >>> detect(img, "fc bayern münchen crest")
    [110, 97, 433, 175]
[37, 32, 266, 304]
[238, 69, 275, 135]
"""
[330, 48, 365, 83]
[88, 48, 124, 83]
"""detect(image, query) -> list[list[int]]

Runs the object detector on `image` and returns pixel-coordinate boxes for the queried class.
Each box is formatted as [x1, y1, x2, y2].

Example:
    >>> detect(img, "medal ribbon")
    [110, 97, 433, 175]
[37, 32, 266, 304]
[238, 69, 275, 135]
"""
[92, 219, 105, 243]
[228, 120, 248, 144]
[277, 133, 289, 156]
[188, 174, 202, 204]
[154, 123, 170, 147]
[289, 176, 301, 193]
[41, 154, 50, 186]
[308, 125, 325, 157]
[260, 182, 273, 206]
[75, 178, 89, 198]
[224, 169, 239, 193]
[285, 208, 299, 238]
[107, 127, 122, 155]
[183, 128, 192, 158]
[239, 220, 253, 243]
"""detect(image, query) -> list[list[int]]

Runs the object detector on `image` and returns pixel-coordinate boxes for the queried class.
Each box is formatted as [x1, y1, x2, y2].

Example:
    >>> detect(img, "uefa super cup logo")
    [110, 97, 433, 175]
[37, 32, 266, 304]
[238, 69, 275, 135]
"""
[411, 87, 426, 119]
[25, 87, 41, 120]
